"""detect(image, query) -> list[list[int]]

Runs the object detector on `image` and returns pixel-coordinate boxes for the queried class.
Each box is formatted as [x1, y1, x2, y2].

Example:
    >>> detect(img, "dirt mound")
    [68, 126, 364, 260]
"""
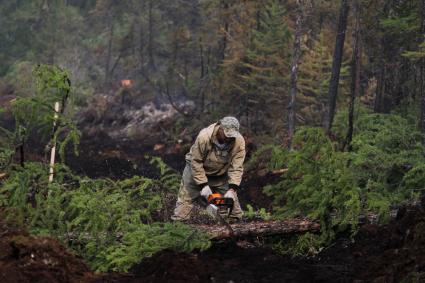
[128, 244, 343, 283]
[0, 214, 94, 283]
[240, 170, 279, 211]
[319, 197, 425, 282]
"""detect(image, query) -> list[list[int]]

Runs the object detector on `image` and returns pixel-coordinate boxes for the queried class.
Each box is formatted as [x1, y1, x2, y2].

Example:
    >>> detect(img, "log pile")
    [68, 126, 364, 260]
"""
[192, 218, 320, 240]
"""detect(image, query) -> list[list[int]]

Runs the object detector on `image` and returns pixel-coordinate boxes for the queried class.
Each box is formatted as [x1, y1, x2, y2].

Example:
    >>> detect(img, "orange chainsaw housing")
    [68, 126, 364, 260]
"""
[208, 193, 227, 205]
[208, 193, 234, 209]
[201, 193, 234, 217]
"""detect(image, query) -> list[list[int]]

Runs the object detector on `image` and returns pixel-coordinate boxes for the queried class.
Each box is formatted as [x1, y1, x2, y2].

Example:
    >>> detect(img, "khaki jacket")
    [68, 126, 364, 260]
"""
[185, 123, 245, 187]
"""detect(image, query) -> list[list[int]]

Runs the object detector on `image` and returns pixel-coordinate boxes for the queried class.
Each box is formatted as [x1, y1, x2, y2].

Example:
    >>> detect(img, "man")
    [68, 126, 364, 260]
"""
[171, 116, 246, 221]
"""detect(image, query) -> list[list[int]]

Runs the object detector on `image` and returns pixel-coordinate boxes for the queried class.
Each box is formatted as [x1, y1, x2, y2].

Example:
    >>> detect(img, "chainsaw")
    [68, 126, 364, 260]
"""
[198, 193, 234, 221]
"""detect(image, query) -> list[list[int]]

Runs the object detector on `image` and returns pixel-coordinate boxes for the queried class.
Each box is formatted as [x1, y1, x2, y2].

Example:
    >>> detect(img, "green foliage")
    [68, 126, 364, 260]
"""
[148, 156, 181, 192]
[347, 113, 425, 204]
[0, 162, 48, 209]
[1, 64, 81, 167]
[400, 164, 425, 199]
[245, 144, 288, 171]
[331, 104, 372, 142]
[381, 14, 419, 35]
[2, 61, 35, 95]
[103, 222, 210, 272]
[265, 127, 360, 243]
[218, 0, 292, 134]
[0, 127, 14, 171]
[13, 64, 71, 134]
[403, 41, 425, 60]
[244, 204, 271, 221]
[272, 233, 323, 257]
[297, 32, 333, 125]
[34, 64, 71, 102]
[262, 113, 425, 252]
[0, 161, 209, 272]
[241, 0, 292, 118]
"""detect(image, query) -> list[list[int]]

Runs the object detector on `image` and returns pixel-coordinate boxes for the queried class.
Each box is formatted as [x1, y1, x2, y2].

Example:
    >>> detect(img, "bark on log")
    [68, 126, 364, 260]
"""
[191, 218, 320, 240]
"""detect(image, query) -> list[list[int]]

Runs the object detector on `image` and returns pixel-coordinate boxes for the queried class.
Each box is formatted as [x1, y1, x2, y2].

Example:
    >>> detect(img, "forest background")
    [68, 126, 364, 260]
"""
[0, 0, 425, 273]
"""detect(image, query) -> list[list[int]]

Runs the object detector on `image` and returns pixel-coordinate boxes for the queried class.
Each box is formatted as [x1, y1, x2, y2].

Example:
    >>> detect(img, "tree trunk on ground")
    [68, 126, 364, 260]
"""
[63, 219, 320, 243]
[324, 0, 349, 134]
[192, 219, 320, 240]
[287, 0, 304, 149]
[345, 0, 361, 151]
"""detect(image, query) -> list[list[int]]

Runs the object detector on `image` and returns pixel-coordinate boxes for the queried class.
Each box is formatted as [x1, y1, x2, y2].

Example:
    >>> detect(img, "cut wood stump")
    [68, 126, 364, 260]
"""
[191, 218, 320, 240]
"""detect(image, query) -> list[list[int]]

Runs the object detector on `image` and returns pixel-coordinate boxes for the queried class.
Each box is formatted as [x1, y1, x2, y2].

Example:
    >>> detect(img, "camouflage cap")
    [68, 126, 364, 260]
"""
[220, 116, 240, 138]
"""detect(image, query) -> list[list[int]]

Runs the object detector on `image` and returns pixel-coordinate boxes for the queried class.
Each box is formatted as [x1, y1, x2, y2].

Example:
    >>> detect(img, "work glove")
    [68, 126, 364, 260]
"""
[224, 189, 237, 201]
[200, 185, 212, 198]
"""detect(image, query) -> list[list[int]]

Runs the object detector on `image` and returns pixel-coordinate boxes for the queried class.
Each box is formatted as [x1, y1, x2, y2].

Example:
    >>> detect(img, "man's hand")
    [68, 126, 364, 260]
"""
[224, 189, 237, 201]
[200, 185, 212, 198]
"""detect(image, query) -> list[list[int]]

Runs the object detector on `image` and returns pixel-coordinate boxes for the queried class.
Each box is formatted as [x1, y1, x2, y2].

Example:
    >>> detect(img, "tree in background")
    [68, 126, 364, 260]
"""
[0, 0, 424, 143]
[297, 32, 334, 126]
[324, 0, 349, 134]
[363, 0, 421, 114]
[0, 1, 86, 75]
[421, 0, 425, 140]
[287, 0, 307, 148]
[219, 0, 292, 136]
[400, 0, 425, 139]
[344, 0, 362, 151]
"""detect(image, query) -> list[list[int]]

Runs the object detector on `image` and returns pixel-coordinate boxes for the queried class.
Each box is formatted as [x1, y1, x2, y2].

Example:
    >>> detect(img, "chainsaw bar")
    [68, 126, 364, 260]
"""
[196, 195, 235, 235]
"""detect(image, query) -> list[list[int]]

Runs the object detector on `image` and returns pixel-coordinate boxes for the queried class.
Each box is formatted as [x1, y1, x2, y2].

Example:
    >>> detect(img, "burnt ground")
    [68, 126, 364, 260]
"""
[318, 200, 425, 282]
[94, 198, 425, 283]
[2, 138, 425, 282]
[2, 198, 425, 283]
[64, 133, 275, 206]
[0, 211, 95, 283]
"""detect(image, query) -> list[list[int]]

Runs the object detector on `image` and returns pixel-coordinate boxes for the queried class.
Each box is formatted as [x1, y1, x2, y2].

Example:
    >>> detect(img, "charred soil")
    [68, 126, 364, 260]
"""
[97, 197, 425, 283]
[0, 211, 94, 283]
[3, 142, 425, 282]
[2, 198, 425, 282]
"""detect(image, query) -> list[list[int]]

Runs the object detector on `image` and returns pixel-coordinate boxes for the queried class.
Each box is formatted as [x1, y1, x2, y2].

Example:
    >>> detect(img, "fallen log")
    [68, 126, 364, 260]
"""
[192, 218, 320, 240]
